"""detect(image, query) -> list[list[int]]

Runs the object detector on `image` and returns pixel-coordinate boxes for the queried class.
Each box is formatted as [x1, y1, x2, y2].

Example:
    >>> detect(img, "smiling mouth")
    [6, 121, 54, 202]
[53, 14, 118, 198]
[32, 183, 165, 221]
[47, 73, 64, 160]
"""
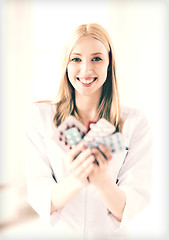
[76, 77, 97, 84]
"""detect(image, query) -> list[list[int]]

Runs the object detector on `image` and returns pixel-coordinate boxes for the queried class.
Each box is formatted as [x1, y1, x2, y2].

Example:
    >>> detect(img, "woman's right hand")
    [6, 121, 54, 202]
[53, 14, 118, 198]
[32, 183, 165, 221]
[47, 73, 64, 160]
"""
[51, 143, 95, 213]
[64, 142, 95, 189]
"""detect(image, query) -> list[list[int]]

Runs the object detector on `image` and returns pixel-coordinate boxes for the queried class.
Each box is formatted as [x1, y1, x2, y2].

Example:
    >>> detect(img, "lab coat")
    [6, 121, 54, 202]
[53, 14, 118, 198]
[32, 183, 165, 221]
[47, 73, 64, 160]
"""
[24, 102, 152, 240]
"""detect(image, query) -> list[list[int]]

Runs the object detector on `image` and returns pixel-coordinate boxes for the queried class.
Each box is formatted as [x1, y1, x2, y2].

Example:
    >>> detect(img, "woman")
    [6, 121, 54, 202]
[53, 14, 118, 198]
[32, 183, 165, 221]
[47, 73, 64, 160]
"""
[24, 23, 152, 239]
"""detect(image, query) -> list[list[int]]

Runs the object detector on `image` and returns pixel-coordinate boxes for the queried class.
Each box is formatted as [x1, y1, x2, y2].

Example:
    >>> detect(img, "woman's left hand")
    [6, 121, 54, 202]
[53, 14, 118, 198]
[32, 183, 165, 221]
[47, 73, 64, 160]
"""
[88, 145, 112, 188]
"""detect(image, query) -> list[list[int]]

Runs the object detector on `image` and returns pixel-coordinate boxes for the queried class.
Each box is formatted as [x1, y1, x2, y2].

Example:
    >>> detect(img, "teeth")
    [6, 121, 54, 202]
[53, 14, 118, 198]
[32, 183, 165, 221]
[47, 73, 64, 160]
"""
[77, 78, 96, 84]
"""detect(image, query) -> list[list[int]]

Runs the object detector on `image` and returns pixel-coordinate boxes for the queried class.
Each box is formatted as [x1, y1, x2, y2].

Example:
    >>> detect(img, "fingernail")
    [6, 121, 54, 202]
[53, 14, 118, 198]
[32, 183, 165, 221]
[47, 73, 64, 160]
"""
[82, 144, 87, 150]
[83, 142, 87, 147]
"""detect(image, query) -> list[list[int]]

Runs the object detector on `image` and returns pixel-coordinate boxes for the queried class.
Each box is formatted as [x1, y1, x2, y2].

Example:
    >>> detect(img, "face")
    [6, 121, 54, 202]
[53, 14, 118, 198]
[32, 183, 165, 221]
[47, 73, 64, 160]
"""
[67, 36, 109, 98]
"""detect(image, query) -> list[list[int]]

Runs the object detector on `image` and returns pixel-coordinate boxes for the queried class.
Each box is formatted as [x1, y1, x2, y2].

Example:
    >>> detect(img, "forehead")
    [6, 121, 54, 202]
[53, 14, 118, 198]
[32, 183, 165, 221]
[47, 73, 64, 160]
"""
[70, 36, 108, 55]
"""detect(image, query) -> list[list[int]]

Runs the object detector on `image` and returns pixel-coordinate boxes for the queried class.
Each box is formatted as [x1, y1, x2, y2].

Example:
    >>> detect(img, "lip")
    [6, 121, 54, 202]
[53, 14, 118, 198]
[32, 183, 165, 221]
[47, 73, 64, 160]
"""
[77, 77, 97, 85]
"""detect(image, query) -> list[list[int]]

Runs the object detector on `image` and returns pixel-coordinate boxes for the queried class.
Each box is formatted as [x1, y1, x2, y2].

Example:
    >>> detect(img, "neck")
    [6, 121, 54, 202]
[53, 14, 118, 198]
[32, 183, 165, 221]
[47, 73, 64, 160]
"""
[75, 94, 101, 127]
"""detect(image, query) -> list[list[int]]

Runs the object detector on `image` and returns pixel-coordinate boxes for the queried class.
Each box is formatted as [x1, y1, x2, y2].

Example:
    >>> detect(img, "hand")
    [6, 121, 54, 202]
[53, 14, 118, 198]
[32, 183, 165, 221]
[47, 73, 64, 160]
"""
[88, 145, 112, 188]
[64, 142, 95, 190]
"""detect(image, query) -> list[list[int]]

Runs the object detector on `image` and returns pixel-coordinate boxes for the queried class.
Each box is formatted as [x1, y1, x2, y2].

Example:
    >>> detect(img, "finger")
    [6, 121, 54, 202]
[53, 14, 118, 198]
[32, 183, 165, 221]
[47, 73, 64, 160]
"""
[74, 155, 95, 179]
[80, 156, 95, 180]
[91, 148, 106, 167]
[81, 164, 94, 182]
[69, 142, 87, 160]
[98, 145, 112, 161]
[70, 148, 93, 172]
[92, 154, 99, 166]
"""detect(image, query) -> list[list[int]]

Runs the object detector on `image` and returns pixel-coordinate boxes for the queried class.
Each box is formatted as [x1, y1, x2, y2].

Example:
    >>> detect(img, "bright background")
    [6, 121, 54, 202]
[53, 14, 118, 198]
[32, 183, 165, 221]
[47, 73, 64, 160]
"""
[0, 0, 168, 239]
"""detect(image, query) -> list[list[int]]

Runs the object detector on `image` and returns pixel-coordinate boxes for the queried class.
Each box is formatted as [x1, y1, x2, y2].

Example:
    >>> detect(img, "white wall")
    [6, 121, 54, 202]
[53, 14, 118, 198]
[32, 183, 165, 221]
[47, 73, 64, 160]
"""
[107, 2, 168, 238]
[1, 0, 168, 238]
[2, 0, 33, 183]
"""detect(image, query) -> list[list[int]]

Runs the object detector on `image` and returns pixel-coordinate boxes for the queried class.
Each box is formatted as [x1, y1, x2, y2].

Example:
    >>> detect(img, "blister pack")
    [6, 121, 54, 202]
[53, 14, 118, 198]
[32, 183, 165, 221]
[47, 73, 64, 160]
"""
[55, 116, 126, 154]
[55, 116, 87, 151]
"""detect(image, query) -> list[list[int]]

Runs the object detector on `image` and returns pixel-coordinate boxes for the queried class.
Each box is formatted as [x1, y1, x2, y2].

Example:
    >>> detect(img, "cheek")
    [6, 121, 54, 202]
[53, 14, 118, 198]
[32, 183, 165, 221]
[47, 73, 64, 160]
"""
[97, 63, 109, 79]
[67, 64, 78, 80]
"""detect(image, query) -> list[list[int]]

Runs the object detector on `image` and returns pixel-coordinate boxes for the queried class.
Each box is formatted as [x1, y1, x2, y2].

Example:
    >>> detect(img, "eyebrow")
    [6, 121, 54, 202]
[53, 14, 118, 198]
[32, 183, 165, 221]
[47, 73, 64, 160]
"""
[70, 52, 103, 56]
[70, 53, 81, 56]
[91, 52, 103, 56]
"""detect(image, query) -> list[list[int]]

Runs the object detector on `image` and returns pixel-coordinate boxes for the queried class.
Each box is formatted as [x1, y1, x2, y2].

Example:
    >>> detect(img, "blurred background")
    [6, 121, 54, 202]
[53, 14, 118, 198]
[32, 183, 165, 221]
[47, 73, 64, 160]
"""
[0, 0, 168, 239]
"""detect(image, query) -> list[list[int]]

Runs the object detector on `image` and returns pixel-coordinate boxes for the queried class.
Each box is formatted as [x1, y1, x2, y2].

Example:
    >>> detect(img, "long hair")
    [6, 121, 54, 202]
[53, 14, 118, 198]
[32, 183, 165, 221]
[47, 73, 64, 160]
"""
[50, 23, 123, 132]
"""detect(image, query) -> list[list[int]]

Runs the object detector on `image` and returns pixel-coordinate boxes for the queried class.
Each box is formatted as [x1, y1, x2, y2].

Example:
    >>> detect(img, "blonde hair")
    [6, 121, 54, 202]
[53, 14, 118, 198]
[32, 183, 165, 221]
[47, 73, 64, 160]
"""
[49, 23, 123, 132]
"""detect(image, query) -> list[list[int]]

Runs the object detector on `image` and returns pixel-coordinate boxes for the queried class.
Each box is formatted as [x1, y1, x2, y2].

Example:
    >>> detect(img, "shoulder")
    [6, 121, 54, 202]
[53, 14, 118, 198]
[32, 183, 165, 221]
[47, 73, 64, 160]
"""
[27, 101, 56, 116]
[24, 101, 57, 131]
[121, 105, 149, 125]
[121, 105, 144, 120]
[120, 105, 152, 140]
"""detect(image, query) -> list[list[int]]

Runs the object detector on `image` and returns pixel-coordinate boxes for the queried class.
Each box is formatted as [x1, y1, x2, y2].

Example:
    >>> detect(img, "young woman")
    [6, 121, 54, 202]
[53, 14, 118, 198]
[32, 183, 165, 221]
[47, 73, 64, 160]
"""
[24, 23, 152, 239]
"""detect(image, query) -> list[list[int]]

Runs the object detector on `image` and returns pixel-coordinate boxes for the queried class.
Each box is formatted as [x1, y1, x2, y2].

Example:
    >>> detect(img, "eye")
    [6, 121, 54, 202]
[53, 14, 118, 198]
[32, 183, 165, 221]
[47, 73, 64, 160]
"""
[92, 57, 102, 62]
[71, 58, 81, 62]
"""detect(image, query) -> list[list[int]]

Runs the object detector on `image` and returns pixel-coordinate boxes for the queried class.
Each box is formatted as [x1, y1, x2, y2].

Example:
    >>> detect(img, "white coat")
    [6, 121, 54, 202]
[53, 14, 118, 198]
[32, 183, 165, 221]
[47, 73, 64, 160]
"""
[24, 102, 152, 240]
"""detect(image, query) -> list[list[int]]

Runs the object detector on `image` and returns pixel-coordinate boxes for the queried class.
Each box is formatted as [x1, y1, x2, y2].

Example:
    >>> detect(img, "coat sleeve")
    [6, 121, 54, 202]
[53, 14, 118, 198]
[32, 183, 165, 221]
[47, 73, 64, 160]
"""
[24, 104, 62, 224]
[108, 110, 152, 230]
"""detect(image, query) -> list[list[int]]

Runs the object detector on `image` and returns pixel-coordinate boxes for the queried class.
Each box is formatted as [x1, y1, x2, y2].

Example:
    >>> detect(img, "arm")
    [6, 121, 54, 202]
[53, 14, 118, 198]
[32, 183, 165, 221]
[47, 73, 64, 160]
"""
[116, 111, 152, 226]
[25, 104, 96, 218]
[93, 173, 126, 222]
[89, 145, 126, 221]
[50, 143, 95, 213]
[89, 110, 152, 224]
[25, 104, 86, 219]
[24, 104, 57, 220]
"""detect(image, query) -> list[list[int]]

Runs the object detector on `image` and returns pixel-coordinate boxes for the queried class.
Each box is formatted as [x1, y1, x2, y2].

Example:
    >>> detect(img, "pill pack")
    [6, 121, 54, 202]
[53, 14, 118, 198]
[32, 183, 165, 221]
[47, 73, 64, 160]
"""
[55, 115, 87, 151]
[55, 115, 126, 153]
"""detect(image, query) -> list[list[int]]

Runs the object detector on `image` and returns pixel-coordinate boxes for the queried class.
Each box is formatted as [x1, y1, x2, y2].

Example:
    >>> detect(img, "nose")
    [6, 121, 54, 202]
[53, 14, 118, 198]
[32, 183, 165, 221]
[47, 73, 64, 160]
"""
[80, 60, 93, 75]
